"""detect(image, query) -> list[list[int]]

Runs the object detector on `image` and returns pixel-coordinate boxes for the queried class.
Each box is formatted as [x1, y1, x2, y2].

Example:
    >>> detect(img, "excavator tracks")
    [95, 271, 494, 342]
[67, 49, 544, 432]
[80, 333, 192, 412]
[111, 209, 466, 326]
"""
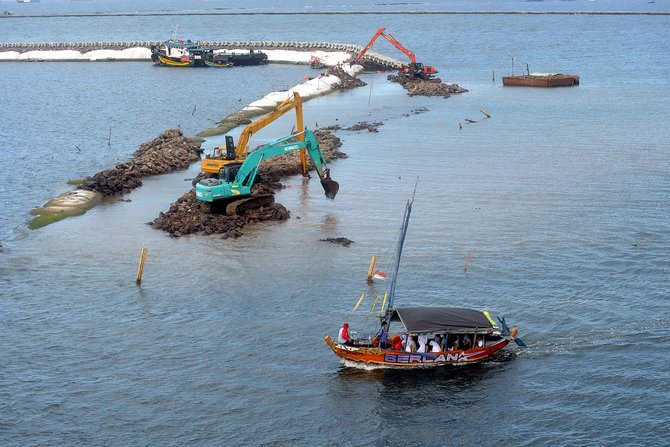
[225, 194, 275, 216]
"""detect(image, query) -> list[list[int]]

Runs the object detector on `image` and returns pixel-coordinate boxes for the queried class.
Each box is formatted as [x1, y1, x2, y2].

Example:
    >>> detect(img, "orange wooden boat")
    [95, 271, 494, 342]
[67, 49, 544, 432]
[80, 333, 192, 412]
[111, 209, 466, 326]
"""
[325, 307, 516, 368]
[502, 73, 580, 87]
[325, 188, 525, 368]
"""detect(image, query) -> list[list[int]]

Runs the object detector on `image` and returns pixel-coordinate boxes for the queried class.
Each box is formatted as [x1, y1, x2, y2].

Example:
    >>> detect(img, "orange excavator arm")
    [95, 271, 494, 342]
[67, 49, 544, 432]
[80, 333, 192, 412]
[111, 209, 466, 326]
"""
[201, 92, 306, 175]
[353, 27, 417, 65]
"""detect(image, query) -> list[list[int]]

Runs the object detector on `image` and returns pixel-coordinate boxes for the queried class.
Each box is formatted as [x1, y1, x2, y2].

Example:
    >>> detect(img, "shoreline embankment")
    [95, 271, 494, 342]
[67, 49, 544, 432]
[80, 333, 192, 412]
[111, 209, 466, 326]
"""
[0, 40, 402, 70]
[1, 11, 668, 18]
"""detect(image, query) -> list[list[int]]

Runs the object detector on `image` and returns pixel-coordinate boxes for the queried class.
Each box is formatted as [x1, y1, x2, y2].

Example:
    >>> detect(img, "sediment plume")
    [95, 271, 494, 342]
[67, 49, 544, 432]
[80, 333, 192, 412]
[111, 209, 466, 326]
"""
[150, 130, 345, 238]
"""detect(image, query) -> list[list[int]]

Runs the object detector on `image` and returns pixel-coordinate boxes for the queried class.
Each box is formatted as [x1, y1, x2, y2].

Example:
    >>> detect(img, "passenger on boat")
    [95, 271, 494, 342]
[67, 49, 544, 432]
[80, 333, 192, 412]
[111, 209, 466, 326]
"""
[392, 335, 403, 351]
[440, 335, 449, 351]
[462, 335, 472, 350]
[429, 336, 442, 353]
[449, 337, 460, 351]
[338, 322, 353, 345]
[417, 334, 427, 353]
[405, 335, 417, 353]
[373, 321, 389, 348]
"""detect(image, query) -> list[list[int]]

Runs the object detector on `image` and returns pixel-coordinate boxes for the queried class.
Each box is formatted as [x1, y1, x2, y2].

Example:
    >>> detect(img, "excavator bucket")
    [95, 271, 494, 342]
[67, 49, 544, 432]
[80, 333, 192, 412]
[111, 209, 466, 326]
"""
[320, 169, 339, 200]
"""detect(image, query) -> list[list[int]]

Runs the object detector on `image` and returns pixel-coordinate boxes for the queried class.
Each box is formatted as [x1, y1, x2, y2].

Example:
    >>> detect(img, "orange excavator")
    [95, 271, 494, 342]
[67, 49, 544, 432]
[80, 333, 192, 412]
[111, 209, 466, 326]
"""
[352, 27, 438, 80]
[201, 91, 309, 177]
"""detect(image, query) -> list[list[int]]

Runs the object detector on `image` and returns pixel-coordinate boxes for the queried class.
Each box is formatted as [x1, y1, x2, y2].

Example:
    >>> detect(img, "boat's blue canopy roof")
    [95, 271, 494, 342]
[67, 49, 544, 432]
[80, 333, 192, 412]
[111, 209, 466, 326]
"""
[390, 307, 498, 334]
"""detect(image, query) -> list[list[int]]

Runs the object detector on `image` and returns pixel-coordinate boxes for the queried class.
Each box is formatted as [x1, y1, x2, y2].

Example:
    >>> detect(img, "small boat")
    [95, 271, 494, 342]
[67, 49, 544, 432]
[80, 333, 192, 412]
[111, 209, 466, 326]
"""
[324, 186, 525, 368]
[502, 72, 580, 87]
[211, 49, 268, 66]
[204, 55, 233, 68]
[150, 40, 211, 67]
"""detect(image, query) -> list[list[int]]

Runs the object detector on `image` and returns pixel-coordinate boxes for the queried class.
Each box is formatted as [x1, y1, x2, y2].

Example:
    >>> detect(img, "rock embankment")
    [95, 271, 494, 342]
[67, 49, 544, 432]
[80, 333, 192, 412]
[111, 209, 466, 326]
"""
[388, 74, 468, 98]
[325, 65, 367, 89]
[151, 130, 346, 238]
[79, 129, 202, 196]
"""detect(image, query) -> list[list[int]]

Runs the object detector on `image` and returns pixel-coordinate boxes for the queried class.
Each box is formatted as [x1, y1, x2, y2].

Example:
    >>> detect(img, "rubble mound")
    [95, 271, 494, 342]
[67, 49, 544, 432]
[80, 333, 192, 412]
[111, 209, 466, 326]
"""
[387, 74, 468, 98]
[151, 129, 345, 238]
[151, 190, 289, 239]
[327, 66, 367, 89]
[345, 121, 383, 132]
[320, 237, 354, 247]
[80, 129, 203, 196]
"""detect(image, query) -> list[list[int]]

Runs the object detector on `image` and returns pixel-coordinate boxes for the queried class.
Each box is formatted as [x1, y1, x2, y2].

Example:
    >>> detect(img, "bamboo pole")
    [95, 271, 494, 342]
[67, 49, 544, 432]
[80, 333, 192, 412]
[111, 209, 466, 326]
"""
[464, 250, 472, 273]
[369, 294, 380, 315]
[379, 291, 388, 316]
[366, 255, 377, 282]
[136, 245, 148, 283]
[352, 291, 366, 313]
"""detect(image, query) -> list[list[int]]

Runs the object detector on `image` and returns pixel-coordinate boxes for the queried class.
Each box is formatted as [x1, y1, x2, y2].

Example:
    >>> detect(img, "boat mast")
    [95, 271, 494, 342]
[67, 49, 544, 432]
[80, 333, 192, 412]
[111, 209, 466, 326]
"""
[387, 181, 417, 312]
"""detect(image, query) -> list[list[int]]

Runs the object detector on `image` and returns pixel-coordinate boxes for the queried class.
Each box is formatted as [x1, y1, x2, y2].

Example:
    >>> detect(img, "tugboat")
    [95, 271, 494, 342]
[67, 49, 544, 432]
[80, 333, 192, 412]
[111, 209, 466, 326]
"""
[150, 40, 211, 67]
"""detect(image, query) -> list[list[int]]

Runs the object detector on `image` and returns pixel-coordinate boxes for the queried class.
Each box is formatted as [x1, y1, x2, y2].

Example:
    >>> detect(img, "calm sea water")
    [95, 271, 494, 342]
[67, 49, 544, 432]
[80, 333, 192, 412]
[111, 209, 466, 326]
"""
[1, 1, 669, 446]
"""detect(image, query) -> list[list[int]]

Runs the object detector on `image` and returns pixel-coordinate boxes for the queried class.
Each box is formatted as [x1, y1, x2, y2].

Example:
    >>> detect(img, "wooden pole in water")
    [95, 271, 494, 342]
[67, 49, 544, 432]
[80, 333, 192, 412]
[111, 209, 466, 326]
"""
[464, 250, 472, 273]
[367, 255, 377, 282]
[108, 126, 112, 147]
[368, 77, 373, 106]
[136, 245, 148, 283]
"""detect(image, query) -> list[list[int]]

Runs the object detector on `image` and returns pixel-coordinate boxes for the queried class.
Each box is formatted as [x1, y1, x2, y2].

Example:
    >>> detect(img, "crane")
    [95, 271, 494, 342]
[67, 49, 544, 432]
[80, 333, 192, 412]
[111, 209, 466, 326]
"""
[200, 92, 309, 177]
[195, 130, 339, 215]
[352, 27, 438, 80]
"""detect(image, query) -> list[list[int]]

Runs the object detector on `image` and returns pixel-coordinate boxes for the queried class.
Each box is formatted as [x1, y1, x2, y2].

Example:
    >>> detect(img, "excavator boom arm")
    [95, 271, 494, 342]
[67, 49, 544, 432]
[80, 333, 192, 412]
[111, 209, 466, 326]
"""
[201, 92, 304, 175]
[353, 27, 417, 65]
[380, 32, 416, 64]
[235, 92, 305, 160]
[235, 130, 339, 199]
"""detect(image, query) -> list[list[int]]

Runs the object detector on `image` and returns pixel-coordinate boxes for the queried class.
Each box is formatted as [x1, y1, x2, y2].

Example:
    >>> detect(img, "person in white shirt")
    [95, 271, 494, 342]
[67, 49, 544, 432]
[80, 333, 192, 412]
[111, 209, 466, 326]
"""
[417, 334, 427, 353]
[338, 322, 353, 345]
[405, 335, 417, 353]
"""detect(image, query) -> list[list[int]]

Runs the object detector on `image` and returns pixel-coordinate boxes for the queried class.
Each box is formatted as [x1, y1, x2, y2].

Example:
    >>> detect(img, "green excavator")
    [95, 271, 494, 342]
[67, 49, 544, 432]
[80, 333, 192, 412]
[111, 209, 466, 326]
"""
[195, 130, 339, 215]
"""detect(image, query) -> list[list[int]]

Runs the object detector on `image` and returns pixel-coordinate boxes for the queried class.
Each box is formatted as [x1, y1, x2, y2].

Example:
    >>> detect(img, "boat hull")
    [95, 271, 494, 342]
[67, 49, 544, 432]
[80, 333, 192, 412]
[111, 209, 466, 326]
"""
[324, 335, 510, 368]
[502, 74, 580, 87]
[156, 55, 195, 67]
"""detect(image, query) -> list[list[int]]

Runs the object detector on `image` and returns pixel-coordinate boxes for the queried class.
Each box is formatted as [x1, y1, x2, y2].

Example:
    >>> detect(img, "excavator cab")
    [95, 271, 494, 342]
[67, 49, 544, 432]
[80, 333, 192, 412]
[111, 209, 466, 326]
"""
[219, 162, 242, 183]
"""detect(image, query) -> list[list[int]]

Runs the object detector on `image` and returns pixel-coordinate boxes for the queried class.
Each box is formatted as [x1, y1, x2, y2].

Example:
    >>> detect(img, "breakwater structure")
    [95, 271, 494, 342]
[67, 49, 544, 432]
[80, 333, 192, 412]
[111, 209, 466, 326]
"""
[0, 40, 403, 70]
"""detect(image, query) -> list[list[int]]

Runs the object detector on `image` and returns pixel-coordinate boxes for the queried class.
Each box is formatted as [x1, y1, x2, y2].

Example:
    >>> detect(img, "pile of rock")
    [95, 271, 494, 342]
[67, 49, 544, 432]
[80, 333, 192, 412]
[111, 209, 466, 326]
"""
[151, 190, 289, 239]
[80, 129, 202, 197]
[326, 65, 367, 89]
[151, 129, 346, 238]
[387, 74, 468, 98]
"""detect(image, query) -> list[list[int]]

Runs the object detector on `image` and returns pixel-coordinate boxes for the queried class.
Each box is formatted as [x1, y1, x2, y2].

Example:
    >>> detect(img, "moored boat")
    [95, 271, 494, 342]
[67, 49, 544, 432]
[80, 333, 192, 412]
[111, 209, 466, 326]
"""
[204, 54, 233, 68]
[325, 187, 525, 368]
[151, 40, 267, 68]
[211, 49, 268, 66]
[502, 73, 580, 87]
[150, 40, 211, 67]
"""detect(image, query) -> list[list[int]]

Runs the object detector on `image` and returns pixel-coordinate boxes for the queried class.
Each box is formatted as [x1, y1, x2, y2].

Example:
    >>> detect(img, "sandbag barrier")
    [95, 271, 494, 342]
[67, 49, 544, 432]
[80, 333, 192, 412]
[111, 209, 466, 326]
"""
[0, 40, 403, 68]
